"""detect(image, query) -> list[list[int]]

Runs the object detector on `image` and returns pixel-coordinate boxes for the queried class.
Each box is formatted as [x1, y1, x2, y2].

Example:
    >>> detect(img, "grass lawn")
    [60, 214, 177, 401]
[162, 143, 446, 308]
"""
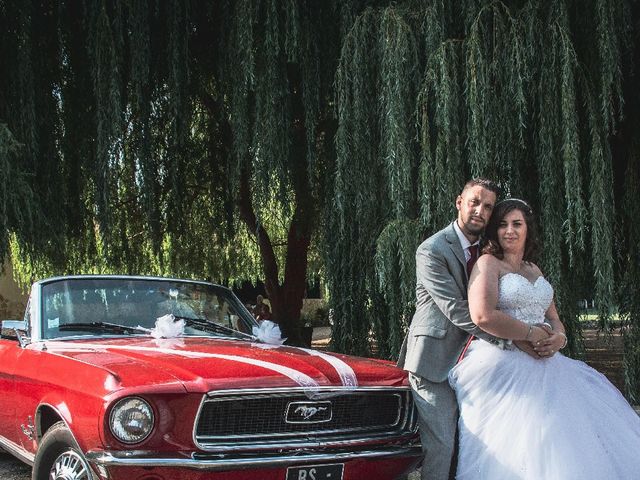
[579, 308, 622, 324]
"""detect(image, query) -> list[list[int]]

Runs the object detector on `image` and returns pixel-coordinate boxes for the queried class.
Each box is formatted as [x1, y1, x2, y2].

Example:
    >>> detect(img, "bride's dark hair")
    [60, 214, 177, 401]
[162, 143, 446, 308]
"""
[482, 199, 540, 262]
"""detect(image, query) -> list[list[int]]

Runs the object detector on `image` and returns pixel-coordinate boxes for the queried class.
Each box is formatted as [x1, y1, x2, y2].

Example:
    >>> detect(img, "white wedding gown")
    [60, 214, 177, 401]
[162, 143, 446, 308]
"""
[449, 272, 640, 480]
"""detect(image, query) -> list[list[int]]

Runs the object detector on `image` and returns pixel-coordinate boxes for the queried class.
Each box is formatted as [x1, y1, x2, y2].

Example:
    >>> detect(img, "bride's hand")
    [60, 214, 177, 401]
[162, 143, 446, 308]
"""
[533, 325, 566, 358]
[527, 325, 550, 344]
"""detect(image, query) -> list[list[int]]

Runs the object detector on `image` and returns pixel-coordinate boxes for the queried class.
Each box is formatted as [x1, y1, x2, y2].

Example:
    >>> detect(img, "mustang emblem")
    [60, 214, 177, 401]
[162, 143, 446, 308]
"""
[295, 405, 328, 420]
[285, 400, 333, 423]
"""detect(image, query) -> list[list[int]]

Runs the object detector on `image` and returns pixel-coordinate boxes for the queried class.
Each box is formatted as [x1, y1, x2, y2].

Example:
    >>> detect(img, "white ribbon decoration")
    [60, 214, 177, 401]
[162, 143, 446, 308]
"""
[149, 314, 185, 339]
[45, 343, 320, 393]
[252, 320, 286, 345]
[302, 348, 358, 389]
[45, 340, 358, 398]
[252, 343, 359, 392]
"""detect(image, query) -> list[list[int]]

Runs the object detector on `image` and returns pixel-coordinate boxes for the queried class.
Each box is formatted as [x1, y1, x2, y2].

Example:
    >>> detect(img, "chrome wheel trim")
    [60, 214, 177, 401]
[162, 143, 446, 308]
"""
[49, 449, 90, 480]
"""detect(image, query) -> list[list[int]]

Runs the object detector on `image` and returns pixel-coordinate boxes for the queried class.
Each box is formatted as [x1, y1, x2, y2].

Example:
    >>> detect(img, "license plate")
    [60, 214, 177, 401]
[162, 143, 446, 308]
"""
[286, 463, 344, 480]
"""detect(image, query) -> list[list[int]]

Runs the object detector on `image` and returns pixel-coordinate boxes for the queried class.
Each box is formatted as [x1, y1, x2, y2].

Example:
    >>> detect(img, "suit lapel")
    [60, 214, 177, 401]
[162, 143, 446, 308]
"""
[445, 223, 466, 271]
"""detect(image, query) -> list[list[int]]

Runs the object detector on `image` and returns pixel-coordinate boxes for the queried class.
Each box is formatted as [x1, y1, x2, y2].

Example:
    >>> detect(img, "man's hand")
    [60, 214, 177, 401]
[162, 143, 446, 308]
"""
[527, 324, 551, 344]
[532, 323, 565, 357]
[513, 340, 543, 359]
[514, 324, 552, 360]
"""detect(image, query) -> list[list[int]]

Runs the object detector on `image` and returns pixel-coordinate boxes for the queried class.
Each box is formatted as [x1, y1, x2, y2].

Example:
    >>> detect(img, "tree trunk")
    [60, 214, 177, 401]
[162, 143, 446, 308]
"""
[235, 61, 316, 346]
[237, 170, 312, 345]
[268, 207, 312, 345]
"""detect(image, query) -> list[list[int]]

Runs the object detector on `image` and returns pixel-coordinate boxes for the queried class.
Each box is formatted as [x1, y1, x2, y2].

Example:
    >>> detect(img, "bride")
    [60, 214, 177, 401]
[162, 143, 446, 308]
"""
[449, 198, 640, 479]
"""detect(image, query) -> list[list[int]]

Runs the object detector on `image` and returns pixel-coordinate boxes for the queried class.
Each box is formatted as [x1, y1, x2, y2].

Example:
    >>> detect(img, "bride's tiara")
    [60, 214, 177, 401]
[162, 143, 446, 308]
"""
[497, 198, 533, 212]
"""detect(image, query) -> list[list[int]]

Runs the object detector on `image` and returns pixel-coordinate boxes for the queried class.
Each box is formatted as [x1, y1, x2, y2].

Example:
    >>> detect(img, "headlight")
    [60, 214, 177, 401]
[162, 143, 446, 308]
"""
[109, 397, 154, 444]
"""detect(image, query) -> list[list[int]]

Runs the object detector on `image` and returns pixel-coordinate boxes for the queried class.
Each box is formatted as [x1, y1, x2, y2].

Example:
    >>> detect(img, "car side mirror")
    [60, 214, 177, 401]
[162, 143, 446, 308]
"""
[1, 320, 29, 346]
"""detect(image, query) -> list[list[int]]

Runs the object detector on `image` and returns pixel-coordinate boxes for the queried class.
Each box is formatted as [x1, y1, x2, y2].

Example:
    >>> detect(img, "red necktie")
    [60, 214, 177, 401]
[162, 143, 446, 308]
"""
[467, 244, 479, 277]
[460, 244, 480, 362]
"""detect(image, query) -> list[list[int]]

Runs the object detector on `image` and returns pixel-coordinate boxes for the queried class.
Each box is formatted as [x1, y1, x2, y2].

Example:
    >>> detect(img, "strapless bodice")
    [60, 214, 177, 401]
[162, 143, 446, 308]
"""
[496, 272, 554, 325]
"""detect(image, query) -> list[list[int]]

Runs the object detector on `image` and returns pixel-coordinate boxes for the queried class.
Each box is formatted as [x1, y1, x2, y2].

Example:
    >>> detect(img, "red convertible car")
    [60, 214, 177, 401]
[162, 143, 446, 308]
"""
[0, 276, 420, 480]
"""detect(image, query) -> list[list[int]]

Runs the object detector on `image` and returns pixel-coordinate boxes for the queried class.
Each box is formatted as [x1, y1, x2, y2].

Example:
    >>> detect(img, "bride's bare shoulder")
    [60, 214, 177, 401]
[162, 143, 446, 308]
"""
[477, 253, 501, 268]
[476, 254, 507, 276]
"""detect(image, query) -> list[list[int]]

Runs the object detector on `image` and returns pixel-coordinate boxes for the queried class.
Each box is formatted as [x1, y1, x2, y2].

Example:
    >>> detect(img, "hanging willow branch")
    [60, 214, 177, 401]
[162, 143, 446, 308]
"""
[621, 136, 640, 403]
[379, 8, 419, 219]
[0, 125, 35, 261]
[418, 40, 464, 231]
[331, 7, 384, 356]
[12, 2, 38, 165]
[372, 7, 421, 357]
[225, 0, 256, 192]
[586, 90, 615, 328]
[128, 0, 162, 257]
[465, 1, 528, 180]
[0, 1, 637, 389]
[595, 0, 627, 131]
[556, 21, 587, 261]
[375, 219, 422, 357]
[88, 0, 123, 248]
[327, 0, 633, 364]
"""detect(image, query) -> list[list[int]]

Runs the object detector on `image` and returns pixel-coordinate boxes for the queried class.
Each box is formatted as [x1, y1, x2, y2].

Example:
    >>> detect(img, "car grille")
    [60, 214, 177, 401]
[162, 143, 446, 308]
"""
[194, 387, 417, 450]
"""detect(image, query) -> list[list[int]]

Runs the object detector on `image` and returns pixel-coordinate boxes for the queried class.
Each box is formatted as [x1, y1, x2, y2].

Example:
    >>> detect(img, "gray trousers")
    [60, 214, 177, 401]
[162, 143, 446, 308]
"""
[409, 372, 458, 480]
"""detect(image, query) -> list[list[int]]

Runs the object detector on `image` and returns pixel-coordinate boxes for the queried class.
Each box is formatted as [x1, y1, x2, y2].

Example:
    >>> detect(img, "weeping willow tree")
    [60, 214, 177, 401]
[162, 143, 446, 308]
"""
[617, 0, 640, 404]
[329, 0, 636, 388]
[620, 131, 640, 403]
[0, 0, 347, 343]
[2, 0, 640, 395]
[329, 6, 422, 358]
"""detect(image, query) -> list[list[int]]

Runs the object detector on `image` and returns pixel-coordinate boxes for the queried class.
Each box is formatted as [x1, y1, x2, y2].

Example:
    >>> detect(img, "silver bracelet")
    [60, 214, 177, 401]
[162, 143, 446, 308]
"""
[525, 324, 533, 341]
[558, 332, 568, 349]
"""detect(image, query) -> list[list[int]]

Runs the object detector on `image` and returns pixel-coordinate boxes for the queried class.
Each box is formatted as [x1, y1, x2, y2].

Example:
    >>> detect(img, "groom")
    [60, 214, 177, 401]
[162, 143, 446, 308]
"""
[398, 178, 508, 480]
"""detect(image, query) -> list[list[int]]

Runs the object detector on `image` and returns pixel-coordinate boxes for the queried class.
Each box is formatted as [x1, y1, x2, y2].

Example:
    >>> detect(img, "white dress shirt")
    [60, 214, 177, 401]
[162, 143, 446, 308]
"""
[453, 220, 479, 262]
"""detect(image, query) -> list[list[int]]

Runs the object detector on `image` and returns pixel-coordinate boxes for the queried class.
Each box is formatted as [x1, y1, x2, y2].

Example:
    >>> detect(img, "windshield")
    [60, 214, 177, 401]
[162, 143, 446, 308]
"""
[40, 278, 256, 340]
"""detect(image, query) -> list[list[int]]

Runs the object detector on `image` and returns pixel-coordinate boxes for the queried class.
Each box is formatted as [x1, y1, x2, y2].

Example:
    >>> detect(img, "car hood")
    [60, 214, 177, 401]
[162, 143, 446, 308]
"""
[41, 337, 407, 393]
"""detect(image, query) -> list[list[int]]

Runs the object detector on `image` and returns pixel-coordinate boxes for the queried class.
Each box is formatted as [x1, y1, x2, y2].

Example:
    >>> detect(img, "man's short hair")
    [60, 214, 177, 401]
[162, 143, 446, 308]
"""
[461, 178, 500, 196]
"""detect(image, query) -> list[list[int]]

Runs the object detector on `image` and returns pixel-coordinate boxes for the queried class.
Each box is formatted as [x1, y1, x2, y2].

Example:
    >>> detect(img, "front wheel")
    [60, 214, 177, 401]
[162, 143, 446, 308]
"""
[32, 421, 92, 480]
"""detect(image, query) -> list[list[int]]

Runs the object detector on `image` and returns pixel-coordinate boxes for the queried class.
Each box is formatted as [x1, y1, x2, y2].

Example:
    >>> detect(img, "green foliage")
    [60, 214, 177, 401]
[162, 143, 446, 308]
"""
[619, 93, 640, 402]
[330, 0, 633, 364]
[1, 0, 639, 391]
[464, 2, 528, 181]
[380, 7, 419, 219]
[0, 0, 345, 348]
[331, 7, 384, 356]
[621, 140, 640, 401]
[330, 5, 423, 356]
[0, 125, 36, 263]
[375, 219, 423, 357]
[418, 40, 465, 230]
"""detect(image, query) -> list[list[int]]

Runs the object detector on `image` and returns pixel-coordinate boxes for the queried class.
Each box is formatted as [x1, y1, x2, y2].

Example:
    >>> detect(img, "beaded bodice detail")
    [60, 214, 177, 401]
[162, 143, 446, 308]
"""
[496, 273, 554, 325]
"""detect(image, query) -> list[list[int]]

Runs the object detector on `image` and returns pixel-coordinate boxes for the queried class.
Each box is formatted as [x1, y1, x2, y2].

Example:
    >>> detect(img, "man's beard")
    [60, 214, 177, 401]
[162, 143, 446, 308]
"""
[464, 219, 485, 236]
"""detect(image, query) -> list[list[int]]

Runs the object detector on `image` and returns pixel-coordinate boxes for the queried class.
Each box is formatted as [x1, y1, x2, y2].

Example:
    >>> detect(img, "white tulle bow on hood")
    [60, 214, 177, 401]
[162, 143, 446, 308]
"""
[149, 314, 185, 339]
[252, 320, 286, 345]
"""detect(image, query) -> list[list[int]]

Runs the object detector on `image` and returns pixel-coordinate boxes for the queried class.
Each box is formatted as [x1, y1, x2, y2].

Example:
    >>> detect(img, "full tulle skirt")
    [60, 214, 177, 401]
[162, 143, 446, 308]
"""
[449, 341, 640, 480]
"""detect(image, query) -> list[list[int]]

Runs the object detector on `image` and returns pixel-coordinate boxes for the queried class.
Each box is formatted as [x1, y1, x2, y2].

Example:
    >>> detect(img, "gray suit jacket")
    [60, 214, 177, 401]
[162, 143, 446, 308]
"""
[398, 222, 503, 383]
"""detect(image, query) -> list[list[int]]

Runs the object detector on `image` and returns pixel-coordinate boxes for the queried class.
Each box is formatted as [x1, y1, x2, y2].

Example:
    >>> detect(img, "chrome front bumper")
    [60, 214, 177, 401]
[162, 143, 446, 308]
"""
[85, 445, 422, 471]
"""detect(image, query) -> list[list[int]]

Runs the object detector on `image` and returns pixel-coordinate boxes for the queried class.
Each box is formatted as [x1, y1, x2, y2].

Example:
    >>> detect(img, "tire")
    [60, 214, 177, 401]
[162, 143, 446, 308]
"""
[32, 421, 92, 480]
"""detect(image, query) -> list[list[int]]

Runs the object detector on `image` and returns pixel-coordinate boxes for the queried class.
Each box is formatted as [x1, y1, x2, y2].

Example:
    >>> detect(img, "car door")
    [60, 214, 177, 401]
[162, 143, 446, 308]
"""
[0, 297, 36, 451]
[0, 333, 22, 446]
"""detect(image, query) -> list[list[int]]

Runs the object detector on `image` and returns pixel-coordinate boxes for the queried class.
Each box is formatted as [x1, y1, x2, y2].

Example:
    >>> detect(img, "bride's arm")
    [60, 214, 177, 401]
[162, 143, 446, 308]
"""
[468, 256, 549, 343]
[527, 301, 567, 357]
[538, 301, 567, 351]
[530, 265, 567, 356]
